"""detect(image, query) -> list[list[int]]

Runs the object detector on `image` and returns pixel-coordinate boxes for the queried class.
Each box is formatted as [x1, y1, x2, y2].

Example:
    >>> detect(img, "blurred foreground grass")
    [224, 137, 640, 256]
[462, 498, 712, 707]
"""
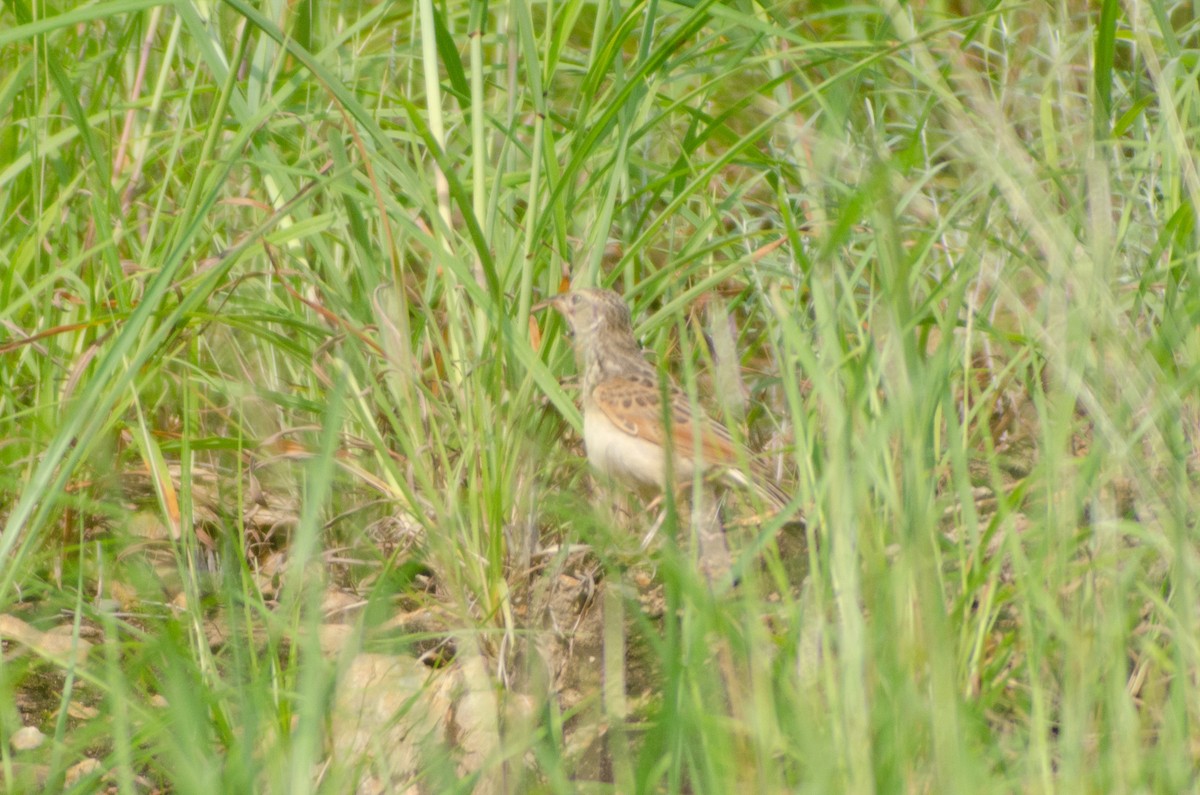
[1, 1, 1198, 792]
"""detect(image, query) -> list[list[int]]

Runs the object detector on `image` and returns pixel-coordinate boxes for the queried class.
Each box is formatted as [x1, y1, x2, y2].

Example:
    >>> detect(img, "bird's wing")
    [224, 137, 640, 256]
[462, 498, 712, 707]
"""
[590, 377, 738, 466]
[592, 377, 793, 513]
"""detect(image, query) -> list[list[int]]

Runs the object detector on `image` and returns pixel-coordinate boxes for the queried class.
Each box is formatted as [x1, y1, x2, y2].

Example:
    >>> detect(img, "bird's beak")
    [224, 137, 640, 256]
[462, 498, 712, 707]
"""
[533, 293, 574, 338]
[532, 294, 565, 313]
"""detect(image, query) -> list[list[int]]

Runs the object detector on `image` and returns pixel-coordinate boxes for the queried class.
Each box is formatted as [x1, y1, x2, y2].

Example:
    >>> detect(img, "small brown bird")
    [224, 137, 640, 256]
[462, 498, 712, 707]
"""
[542, 287, 791, 512]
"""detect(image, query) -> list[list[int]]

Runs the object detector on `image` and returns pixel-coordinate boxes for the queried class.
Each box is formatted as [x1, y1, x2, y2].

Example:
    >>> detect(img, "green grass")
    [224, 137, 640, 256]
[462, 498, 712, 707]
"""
[2, 0, 1198, 792]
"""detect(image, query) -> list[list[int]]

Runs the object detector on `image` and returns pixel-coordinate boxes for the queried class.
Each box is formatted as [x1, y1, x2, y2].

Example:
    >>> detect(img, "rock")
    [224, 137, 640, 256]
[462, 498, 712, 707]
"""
[10, 725, 45, 751]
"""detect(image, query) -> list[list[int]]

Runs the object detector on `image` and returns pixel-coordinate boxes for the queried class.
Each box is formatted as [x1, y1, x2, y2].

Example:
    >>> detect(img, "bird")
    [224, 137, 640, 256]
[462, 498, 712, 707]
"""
[540, 287, 792, 515]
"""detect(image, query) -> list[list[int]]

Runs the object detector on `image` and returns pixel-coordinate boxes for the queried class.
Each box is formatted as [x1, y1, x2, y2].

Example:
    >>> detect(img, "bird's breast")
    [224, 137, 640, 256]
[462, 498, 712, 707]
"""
[581, 405, 696, 490]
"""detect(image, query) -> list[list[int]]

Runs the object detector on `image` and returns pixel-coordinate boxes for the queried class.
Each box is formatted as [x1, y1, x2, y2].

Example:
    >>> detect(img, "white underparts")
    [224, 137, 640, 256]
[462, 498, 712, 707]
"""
[582, 405, 698, 489]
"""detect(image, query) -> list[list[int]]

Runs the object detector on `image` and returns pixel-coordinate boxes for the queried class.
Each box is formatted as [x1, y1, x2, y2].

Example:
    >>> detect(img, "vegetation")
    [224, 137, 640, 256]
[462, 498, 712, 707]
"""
[1, 0, 1197, 791]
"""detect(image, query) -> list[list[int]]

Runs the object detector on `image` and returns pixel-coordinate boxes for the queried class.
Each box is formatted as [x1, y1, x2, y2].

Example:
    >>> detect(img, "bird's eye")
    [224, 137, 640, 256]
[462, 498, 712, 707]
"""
[569, 294, 581, 306]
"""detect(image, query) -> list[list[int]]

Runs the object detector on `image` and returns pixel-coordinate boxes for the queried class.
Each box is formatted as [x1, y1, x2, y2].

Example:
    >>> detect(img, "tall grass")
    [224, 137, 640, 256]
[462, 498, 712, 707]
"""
[1, 0, 1197, 791]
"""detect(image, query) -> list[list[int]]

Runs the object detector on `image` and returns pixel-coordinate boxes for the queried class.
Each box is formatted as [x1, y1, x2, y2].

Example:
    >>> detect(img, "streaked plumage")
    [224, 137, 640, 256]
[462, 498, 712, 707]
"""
[546, 288, 789, 511]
